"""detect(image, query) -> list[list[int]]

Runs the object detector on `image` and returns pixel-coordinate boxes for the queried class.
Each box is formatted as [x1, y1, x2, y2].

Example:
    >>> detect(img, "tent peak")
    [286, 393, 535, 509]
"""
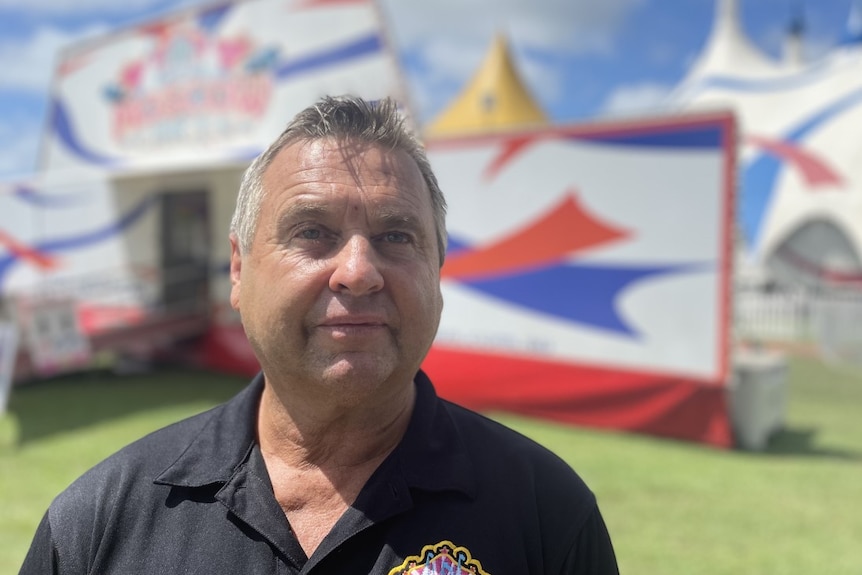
[424, 33, 548, 137]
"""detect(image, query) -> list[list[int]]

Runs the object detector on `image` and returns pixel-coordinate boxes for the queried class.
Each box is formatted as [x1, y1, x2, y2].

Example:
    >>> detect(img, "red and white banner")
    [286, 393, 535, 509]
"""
[44, 0, 398, 172]
[423, 112, 736, 447]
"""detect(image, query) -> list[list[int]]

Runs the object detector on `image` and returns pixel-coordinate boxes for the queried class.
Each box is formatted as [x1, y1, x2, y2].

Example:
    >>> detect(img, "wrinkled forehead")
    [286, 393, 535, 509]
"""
[263, 137, 429, 200]
[254, 136, 443, 262]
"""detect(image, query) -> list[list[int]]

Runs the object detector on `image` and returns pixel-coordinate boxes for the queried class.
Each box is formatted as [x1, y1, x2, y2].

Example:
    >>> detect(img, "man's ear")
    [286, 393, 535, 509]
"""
[229, 233, 242, 311]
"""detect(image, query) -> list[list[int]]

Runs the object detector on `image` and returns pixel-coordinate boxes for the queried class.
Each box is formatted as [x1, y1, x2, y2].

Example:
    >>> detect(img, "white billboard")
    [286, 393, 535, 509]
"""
[422, 111, 736, 446]
[43, 0, 399, 172]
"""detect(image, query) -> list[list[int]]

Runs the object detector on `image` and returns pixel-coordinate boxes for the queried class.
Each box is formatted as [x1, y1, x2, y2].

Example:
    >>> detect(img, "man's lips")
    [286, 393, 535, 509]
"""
[317, 322, 388, 344]
[316, 316, 390, 339]
[319, 315, 387, 328]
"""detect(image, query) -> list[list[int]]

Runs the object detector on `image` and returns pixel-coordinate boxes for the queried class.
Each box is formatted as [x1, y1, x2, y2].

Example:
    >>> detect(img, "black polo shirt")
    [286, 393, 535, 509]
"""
[20, 371, 618, 574]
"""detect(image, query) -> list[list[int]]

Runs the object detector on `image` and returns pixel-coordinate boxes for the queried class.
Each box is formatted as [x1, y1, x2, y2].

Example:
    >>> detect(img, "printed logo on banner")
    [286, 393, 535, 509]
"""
[104, 18, 277, 149]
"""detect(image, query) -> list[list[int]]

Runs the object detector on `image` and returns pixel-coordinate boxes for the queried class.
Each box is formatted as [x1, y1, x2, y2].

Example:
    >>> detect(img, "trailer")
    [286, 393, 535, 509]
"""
[0, 0, 400, 380]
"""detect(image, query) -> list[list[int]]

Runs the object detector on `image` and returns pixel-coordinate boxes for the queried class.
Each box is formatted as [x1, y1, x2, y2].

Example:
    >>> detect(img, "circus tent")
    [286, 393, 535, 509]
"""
[423, 34, 548, 137]
[671, 0, 862, 289]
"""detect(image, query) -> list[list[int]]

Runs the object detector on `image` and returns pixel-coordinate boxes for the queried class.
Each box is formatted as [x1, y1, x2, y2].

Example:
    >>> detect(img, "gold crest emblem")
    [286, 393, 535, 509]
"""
[389, 540, 490, 575]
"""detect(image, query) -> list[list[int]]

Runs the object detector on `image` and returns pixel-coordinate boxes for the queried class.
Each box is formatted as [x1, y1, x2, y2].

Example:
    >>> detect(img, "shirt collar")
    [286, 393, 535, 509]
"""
[154, 370, 477, 498]
[393, 370, 478, 498]
[154, 373, 263, 488]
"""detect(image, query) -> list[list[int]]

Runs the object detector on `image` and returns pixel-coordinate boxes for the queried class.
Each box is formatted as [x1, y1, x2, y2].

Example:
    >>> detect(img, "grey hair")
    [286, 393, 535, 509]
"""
[230, 95, 448, 265]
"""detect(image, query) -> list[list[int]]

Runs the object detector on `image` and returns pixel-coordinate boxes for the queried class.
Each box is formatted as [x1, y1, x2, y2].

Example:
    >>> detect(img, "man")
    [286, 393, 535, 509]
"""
[20, 96, 618, 574]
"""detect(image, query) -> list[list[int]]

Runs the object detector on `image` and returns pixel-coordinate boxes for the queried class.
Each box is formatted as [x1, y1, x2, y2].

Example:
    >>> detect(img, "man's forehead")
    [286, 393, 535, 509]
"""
[278, 137, 414, 176]
[264, 137, 427, 197]
[273, 188, 435, 246]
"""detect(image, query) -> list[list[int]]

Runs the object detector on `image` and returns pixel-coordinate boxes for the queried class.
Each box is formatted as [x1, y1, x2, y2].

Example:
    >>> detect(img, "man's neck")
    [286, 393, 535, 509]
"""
[255, 378, 416, 558]
[256, 378, 416, 469]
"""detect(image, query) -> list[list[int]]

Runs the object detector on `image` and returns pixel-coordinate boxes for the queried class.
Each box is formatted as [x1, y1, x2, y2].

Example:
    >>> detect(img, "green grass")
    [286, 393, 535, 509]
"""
[2, 357, 861, 574]
[493, 357, 862, 575]
[0, 369, 248, 574]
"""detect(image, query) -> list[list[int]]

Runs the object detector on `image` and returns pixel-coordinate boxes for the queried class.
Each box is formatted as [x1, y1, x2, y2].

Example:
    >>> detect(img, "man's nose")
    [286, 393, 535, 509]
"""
[328, 235, 385, 295]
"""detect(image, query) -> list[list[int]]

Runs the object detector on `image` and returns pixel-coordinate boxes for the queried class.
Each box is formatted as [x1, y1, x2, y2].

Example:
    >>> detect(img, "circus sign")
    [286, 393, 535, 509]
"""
[104, 23, 276, 149]
[45, 0, 396, 170]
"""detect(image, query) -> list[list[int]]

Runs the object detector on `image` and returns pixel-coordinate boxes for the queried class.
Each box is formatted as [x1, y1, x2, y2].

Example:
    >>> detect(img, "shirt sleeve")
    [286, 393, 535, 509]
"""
[18, 511, 61, 575]
[560, 505, 620, 575]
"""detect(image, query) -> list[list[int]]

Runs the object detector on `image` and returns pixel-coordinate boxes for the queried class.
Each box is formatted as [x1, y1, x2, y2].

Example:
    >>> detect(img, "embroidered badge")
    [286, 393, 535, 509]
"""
[389, 540, 490, 575]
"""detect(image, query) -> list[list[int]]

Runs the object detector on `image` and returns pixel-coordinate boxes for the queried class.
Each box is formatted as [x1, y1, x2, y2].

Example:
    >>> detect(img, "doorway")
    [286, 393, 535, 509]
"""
[159, 190, 210, 314]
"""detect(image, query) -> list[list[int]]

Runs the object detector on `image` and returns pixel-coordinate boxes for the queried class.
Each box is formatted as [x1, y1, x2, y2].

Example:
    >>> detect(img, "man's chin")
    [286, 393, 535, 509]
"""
[319, 355, 396, 387]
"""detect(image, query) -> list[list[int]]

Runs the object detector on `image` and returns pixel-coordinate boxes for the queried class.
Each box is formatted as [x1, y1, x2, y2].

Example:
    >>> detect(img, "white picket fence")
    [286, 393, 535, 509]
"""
[734, 287, 862, 364]
[734, 290, 813, 342]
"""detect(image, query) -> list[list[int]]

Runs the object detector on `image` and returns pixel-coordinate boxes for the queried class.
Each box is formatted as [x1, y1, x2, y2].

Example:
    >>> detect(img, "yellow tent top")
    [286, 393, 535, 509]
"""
[424, 34, 549, 137]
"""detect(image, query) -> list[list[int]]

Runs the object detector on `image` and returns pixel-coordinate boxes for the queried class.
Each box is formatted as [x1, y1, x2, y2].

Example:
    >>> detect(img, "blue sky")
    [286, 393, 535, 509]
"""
[0, 0, 857, 178]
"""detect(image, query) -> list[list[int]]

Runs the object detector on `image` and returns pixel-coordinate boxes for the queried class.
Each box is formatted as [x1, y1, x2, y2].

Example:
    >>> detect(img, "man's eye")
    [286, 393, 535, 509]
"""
[383, 232, 410, 244]
[298, 228, 322, 240]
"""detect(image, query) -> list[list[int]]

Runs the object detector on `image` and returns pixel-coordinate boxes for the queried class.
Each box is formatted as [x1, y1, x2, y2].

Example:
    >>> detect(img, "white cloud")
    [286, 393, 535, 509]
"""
[382, 0, 645, 121]
[0, 25, 92, 176]
[403, 34, 566, 123]
[600, 82, 675, 117]
[383, 0, 645, 57]
[398, 34, 497, 122]
[419, 35, 491, 83]
[511, 0, 646, 56]
[0, 25, 107, 91]
[515, 49, 564, 108]
[0, 0, 206, 17]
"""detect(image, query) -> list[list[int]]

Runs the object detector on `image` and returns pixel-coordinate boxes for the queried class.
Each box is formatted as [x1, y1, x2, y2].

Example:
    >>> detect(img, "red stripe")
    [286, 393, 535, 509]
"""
[0, 230, 57, 269]
[422, 346, 732, 448]
[482, 135, 543, 181]
[746, 135, 844, 188]
[441, 193, 629, 280]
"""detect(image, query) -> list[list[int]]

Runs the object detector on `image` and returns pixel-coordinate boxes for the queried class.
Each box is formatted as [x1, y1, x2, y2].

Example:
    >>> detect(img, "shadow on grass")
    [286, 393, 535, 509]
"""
[5, 368, 248, 447]
[761, 426, 862, 461]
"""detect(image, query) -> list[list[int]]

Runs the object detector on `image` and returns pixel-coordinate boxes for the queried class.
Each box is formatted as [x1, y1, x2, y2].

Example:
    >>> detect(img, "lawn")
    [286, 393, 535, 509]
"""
[1, 356, 860, 574]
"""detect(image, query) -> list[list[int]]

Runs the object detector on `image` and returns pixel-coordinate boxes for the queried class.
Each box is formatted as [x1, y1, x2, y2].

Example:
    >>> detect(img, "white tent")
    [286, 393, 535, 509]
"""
[671, 0, 862, 288]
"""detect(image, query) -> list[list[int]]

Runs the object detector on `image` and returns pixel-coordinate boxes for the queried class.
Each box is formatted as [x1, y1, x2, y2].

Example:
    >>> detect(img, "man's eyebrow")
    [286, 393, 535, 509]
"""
[274, 203, 331, 237]
[375, 208, 425, 232]
[277, 202, 329, 226]
[274, 201, 429, 235]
